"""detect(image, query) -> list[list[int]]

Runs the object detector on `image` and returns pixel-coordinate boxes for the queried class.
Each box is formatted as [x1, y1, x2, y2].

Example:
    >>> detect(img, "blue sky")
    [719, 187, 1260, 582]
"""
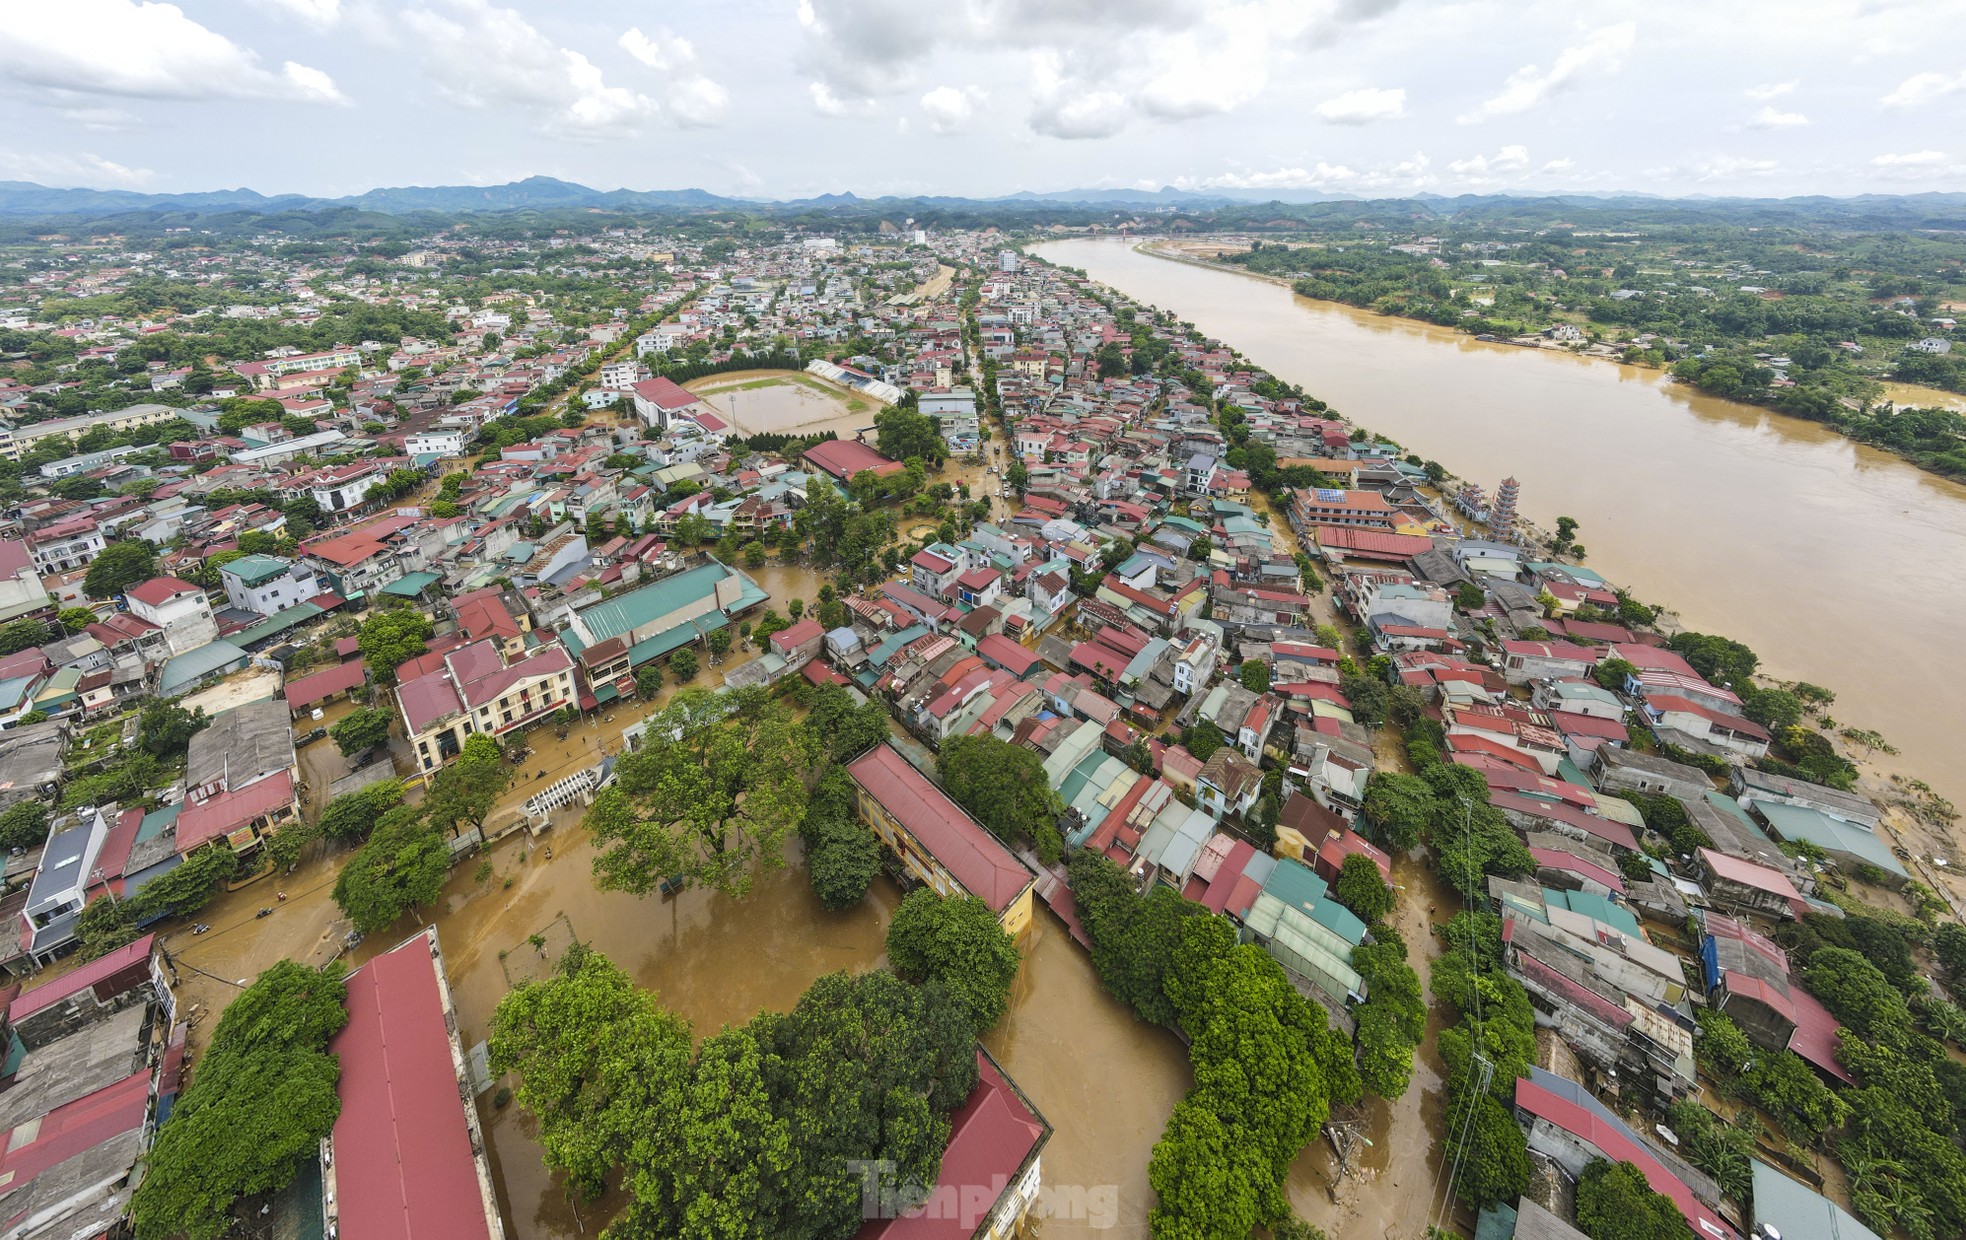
[0, 0, 1962, 199]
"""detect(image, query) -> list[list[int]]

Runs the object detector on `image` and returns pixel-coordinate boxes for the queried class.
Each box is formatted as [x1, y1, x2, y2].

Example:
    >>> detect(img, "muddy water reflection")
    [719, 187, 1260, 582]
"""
[435, 829, 1189, 1240]
[983, 907, 1191, 1238]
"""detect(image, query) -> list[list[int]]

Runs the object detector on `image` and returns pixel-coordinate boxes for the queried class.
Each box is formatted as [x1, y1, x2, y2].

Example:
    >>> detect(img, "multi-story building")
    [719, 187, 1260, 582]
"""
[0, 402, 179, 461]
[124, 576, 218, 657]
[26, 517, 104, 574]
[845, 742, 1036, 936]
[396, 640, 578, 774]
[219, 554, 323, 617]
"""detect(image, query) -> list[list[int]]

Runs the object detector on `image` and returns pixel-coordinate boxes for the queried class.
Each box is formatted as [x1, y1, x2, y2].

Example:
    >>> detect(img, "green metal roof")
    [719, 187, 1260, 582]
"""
[563, 560, 766, 658]
[379, 571, 441, 597]
[1756, 800, 1906, 877]
[220, 553, 294, 588]
[232, 602, 323, 648]
[158, 640, 248, 696]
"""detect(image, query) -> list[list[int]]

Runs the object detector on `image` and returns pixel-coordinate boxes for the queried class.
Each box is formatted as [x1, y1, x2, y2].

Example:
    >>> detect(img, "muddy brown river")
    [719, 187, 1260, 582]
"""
[1035, 237, 1966, 830]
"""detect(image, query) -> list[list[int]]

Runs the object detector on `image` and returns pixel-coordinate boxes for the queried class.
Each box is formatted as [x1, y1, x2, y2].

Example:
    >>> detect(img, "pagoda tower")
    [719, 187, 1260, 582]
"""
[1488, 476, 1520, 541]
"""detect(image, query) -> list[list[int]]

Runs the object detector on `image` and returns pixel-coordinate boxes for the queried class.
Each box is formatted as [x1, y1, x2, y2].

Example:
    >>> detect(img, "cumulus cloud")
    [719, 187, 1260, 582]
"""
[1313, 87, 1406, 125]
[1744, 79, 1797, 101]
[1747, 106, 1807, 128]
[1881, 69, 1966, 109]
[1874, 149, 1949, 166]
[0, 149, 154, 188]
[919, 86, 976, 134]
[1691, 154, 1778, 181]
[794, 0, 1367, 137]
[1458, 22, 1635, 123]
[619, 26, 729, 127]
[1449, 144, 1531, 180]
[403, 1, 722, 137]
[1179, 149, 1433, 194]
[0, 0, 347, 105]
[1870, 149, 1965, 178]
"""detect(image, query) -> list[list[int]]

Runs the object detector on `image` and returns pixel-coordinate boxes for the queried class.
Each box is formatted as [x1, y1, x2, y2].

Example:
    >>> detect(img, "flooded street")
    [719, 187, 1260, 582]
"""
[1034, 236, 1966, 839]
[983, 907, 1191, 1238]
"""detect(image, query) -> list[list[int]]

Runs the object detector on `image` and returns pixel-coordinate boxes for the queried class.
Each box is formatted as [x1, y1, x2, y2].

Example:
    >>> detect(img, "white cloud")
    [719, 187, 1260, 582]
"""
[618, 26, 729, 127]
[1747, 106, 1808, 128]
[1881, 69, 1966, 109]
[0, 150, 154, 188]
[1691, 154, 1778, 181]
[1449, 144, 1532, 180]
[1744, 79, 1797, 101]
[1459, 22, 1635, 123]
[808, 81, 875, 118]
[404, 2, 724, 137]
[1313, 86, 1406, 125]
[1180, 148, 1434, 193]
[919, 86, 975, 135]
[256, 0, 342, 26]
[1874, 149, 1949, 167]
[0, 0, 346, 105]
[619, 27, 694, 73]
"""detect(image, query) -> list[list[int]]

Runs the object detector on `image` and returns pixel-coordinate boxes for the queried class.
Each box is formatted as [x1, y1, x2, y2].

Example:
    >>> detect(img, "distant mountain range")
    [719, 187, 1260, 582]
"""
[0, 174, 1961, 223]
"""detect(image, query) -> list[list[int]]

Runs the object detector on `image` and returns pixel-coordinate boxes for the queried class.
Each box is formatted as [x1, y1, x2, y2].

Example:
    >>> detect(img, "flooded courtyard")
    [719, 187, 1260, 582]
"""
[687, 369, 876, 438]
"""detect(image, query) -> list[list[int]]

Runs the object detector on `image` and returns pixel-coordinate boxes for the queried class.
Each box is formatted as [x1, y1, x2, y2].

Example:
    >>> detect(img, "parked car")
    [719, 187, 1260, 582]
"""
[296, 727, 328, 746]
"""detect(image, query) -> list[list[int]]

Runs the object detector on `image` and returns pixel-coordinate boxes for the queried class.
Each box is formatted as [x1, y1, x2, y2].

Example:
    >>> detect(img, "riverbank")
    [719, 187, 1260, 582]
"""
[1036, 235, 1966, 918]
[1139, 238, 1966, 474]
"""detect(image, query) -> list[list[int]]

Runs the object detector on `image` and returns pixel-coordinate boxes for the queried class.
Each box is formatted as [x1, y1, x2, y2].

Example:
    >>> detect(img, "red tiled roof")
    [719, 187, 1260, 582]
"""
[1786, 986, 1856, 1085]
[804, 439, 905, 480]
[629, 376, 701, 409]
[1514, 1074, 1738, 1240]
[125, 576, 202, 607]
[330, 933, 495, 1240]
[847, 745, 1033, 914]
[0, 1066, 151, 1194]
[857, 1053, 1046, 1240]
[283, 660, 368, 712]
[9, 934, 154, 1023]
[175, 771, 295, 853]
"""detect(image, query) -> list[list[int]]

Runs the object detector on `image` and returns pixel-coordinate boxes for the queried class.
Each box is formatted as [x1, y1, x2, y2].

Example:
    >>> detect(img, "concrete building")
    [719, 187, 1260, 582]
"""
[0, 403, 179, 462]
[219, 554, 323, 617]
[559, 559, 768, 705]
[845, 742, 1036, 936]
[396, 640, 578, 775]
[123, 577, 218, 658]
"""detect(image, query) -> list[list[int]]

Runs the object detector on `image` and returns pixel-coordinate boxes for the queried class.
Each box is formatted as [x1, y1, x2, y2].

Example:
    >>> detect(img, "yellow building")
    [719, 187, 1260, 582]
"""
[846, 743, 1036, 937]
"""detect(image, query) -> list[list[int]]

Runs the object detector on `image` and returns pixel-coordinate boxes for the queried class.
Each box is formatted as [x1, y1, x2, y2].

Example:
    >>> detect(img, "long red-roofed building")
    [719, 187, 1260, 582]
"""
[846, 743, 1036, 935]
[325, 927, 503, 1240]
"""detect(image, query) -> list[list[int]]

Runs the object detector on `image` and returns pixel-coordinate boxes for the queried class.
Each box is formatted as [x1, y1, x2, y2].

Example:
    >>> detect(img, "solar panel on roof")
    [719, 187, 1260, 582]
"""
[1314, 488, 1346, 502]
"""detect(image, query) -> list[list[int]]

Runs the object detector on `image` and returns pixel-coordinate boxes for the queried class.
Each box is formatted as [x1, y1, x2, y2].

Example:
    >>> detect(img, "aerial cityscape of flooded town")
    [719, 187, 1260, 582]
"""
[2, 8, 1966, 1240]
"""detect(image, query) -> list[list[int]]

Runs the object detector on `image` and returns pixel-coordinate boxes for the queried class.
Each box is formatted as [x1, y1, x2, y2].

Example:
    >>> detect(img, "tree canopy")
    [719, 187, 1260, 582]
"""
[356, 607, 433, 681]
[331, 808, 451, 933]
[329, 705, 392, 758]
[937, 733, 1064, 864]
[587, 687, 811, 898]
[885, 889, 1021, 1037]
[131, 962, 348, 1240]
[85, 540, 159, 599]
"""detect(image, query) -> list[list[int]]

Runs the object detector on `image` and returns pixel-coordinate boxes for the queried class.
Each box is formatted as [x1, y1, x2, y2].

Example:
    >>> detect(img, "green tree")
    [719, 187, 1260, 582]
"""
[356, 607, 433, 682]
[803, 681, 891, 764]
[422, 734, 511, 838]
[0, 800, 48, 850]
[1362, 771, 1434, 852]
[1455, 581, 1486, 611]
[1239, 658, 1271, 693]
[84, 540, 158, 599]
[1575, 1158, 1694, 1240]
[937, 733, 1065, 863]
[56, 606, 98, 633]
[669, 646, 699, 682]
[635, 662, 664, 700]
[587, 687, 811, 898]
[1147, 1099, 1267, 1240]
[489, 943, 694, 1198]
[332, 811, 451, 933]
[0, 617, 48, 655]
[886, 889, 1021, 1036]
[706, 626, 733, 658]
[1803, 946, 1911, 1043]
[1333, 852, 1394, 924]
[329, 705, 392, 758]
[138, 697, 210, 757]
[130, 962, 348, 1240]
[1741, 686, 1804, 732]
[318, 780, 405, 843]
[1593, 656, 1637, 691]
[1667, 632, 1759, 687]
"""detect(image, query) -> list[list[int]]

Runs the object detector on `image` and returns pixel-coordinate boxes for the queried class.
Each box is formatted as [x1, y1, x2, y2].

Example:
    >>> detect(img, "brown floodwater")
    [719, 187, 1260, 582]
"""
[1034, 237, 1966, 823]
[688, 370, 875, 438]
